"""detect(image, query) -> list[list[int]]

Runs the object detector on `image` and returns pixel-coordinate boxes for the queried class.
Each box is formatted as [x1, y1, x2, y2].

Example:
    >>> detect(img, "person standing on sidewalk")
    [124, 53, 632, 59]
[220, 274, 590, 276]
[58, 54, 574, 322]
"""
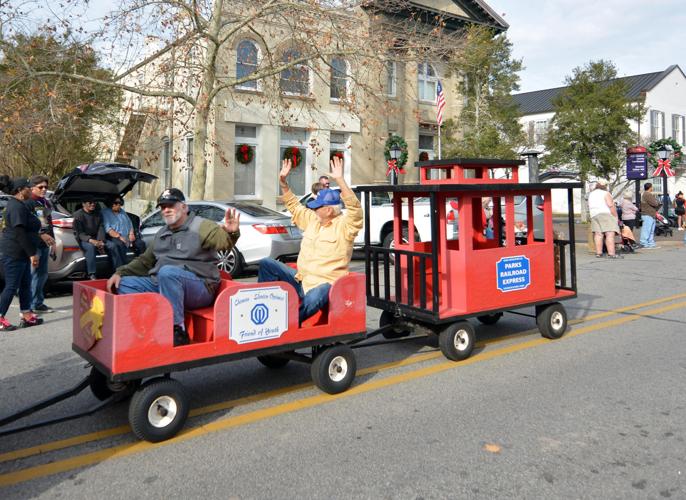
[26, 175, 56, 313]
[588, 180, 621, 258]
[640, 182, 660, 249]
[0, 178, 44, 330]
[620, 194, 639, 230]
[674, 191, 685, 230]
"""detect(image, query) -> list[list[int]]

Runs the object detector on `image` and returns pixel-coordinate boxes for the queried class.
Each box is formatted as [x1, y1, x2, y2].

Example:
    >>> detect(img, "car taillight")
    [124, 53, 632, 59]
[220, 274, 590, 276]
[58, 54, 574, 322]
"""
[52, 218, 73, 229]
[252, 223, 288, 234]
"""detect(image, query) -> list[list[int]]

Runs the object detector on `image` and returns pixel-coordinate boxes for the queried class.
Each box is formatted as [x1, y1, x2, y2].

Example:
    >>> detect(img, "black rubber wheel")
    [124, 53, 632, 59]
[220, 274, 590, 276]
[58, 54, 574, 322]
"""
[257, 355, 290, 369]
[311, 344, 356, 394]
[88, 366, 140, 401]
[438, 321, 475, 361]
[476, 313, 503, 325]
[379, 311, 411, 339]
[128, 378, 190, 442]
[536, 302, 568, 339]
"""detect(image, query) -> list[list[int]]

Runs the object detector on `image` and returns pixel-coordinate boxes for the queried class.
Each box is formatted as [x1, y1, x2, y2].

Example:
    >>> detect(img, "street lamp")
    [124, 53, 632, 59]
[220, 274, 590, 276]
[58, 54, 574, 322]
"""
[389, 143, 402, 185]
[657, 145, 672, 217]
[520, 149, 541, 183]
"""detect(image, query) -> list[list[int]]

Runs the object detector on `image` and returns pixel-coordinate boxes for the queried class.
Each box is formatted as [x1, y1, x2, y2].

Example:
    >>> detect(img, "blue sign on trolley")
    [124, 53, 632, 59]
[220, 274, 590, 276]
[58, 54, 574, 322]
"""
[496, 255, 531, 292]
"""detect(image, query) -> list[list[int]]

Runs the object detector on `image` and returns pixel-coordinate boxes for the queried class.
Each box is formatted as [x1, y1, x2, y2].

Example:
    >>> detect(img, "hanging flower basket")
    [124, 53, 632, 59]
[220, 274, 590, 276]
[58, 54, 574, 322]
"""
[384, 135, 408, 170]
[235, 144, 254, 165]
[647, 138, 683, 168]
[283, 146, 303, 168]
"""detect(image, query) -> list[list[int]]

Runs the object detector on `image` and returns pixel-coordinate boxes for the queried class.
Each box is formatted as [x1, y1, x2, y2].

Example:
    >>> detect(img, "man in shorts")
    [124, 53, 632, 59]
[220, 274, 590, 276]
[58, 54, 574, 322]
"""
[588, 180, 621, 258]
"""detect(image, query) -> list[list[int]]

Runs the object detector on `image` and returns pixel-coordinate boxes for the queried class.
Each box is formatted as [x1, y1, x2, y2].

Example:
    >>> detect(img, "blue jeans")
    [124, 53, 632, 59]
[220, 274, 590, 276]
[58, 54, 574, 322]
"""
[106, 238, 128, 270]
[30, 245, 50, 309]
[0, 256, 32, 317]
[79, 241, 99, 275]
[639, 215, 656, 247]
[257, 258, 331, 323]
[117, 265, 214, 326]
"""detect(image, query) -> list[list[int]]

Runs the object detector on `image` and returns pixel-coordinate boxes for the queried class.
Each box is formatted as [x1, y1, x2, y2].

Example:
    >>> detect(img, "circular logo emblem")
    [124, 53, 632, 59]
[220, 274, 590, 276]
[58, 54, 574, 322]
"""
[250, 304, 269, 325]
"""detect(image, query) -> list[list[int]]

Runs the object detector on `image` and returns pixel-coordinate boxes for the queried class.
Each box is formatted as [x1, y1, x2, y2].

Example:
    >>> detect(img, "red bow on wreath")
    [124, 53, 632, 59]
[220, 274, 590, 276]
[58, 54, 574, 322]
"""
[654, 158, 675, 177]
[240, 145, 250, 162]
[386, 159, 406, 177]
[291, 147, 299, 167]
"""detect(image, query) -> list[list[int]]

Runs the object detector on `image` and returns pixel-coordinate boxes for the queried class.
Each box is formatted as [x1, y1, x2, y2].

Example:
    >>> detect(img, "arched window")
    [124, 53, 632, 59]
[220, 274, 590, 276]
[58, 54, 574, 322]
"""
[236, 40, 259, 90]
[418, 62, 438, 102]
[330, 57, 348, 100]
[280, 48, 309, 95]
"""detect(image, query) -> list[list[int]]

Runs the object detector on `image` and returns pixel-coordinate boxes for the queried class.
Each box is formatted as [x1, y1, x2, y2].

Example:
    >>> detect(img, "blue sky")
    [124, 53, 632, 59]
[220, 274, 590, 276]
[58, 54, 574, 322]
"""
[488, 0, 686, 93]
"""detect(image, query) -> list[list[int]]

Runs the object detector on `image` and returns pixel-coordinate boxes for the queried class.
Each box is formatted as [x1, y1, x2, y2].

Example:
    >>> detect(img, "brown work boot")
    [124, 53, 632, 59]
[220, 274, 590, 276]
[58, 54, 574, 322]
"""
[173, 325, 190, 347]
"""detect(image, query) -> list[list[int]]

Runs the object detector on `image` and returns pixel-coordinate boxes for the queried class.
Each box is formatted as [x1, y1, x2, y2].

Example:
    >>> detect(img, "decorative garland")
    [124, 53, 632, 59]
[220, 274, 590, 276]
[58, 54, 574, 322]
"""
[283, 146, 303, 168]
[384, 134, 408, 170]
[418, 151, 430, 162]
[647, 138, 683, 168]
[235, 144, 254, 165]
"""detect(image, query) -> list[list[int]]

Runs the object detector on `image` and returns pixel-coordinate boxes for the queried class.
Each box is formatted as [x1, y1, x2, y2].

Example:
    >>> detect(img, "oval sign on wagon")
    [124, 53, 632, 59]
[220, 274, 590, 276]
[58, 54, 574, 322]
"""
[229, 286, 288, 344]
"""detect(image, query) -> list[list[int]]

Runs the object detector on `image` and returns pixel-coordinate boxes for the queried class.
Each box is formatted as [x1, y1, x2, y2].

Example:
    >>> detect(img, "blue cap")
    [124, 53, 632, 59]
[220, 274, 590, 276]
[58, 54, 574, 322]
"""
[306, 188, 341, 209]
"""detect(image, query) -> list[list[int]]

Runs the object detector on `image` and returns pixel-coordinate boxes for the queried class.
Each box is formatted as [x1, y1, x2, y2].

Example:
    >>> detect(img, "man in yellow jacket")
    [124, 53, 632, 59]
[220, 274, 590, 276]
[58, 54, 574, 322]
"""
[258, 156, 363, 323]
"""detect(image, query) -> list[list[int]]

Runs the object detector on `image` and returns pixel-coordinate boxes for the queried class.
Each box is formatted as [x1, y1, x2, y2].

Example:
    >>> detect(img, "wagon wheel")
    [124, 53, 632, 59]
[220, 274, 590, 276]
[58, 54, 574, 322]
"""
[379, 311, 411, 339]
[257, 355, 290, 369]
[476, 313, 503, 325]
[438, 321, 475, 361]
[128, 378, 190, 442]
[311, 344, 356, 394]
[536, 302, 568, 339]
[88, 366, 140, 401]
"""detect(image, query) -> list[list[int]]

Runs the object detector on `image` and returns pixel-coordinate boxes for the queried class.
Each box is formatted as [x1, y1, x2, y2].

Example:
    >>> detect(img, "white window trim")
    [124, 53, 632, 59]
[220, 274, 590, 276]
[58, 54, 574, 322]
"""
[236, 40, 262, 92]
[184, 134, 194, 195]
[330, 132, 352, 185]
[234, 125, 260, 201]
[279, 129, 311, 196]
[162, 136, 171, 189]
[330, 58, 350, 102]
[386, 61, 397, 98]
[418, 62, 438, 104]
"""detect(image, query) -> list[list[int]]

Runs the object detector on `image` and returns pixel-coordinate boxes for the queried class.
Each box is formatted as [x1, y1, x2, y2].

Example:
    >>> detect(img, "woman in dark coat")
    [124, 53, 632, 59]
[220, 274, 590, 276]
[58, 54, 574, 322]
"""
[0, 177, 44, 331]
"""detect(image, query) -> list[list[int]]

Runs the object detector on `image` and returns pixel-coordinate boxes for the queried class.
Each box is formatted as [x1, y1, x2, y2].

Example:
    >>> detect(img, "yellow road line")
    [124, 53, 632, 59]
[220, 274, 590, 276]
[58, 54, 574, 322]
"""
[1, 299, 684, 488]
[2, 291, 685, 465]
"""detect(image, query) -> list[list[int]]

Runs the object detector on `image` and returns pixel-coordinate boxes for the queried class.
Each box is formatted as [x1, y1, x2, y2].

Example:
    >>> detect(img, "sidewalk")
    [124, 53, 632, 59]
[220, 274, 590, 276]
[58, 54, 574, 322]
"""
[554, 218, 685, 250]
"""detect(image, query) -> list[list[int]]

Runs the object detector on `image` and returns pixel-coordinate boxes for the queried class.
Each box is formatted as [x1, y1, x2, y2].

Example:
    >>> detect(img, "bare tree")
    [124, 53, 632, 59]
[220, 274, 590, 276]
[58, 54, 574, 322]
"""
[3, 0, 465, 198]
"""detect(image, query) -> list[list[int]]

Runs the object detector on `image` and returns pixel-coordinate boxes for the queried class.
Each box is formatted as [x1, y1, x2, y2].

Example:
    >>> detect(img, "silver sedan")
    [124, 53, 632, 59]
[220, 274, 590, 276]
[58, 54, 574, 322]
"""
[140, 201, 302, 276]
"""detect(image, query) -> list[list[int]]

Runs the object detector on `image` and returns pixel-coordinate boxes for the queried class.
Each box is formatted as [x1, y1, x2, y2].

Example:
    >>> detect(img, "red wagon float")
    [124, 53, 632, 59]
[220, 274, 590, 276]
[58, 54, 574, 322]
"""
[357, 157, 581, 361]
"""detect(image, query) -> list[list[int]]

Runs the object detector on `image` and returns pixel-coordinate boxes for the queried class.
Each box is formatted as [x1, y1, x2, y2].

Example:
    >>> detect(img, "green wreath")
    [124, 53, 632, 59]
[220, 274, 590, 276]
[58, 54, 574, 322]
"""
[330, 151, 344, 162]
[384, 134, 408, 170]
[283, 146, 303, 168]
[235, 144, 254, 165]
[647, 138, 683, 168]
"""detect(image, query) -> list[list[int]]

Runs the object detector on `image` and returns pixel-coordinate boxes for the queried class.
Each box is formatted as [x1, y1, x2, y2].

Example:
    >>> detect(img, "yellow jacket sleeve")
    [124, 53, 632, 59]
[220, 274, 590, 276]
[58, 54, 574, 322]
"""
[283, 190, 317, 230]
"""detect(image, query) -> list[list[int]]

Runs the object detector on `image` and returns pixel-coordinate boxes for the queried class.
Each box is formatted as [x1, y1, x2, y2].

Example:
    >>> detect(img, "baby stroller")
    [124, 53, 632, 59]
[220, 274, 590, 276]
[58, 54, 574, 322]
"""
[654, 212, 673, 237]
[619, 223, 640, 253]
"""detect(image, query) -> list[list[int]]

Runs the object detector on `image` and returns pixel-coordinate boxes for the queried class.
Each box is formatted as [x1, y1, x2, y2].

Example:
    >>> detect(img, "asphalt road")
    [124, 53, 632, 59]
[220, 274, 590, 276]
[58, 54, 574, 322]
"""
[1, 244, 685, 499]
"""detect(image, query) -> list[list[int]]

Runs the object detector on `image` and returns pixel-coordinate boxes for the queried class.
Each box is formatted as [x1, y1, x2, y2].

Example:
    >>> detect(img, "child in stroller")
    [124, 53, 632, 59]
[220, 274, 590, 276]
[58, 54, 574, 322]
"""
[619, 221, 640, 253]
[654, 211, 674, 238]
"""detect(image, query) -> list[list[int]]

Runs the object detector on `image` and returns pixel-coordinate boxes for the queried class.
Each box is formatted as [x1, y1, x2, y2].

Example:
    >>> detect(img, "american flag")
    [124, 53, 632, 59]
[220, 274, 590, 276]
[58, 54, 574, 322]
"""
[436, 80, 446, 126]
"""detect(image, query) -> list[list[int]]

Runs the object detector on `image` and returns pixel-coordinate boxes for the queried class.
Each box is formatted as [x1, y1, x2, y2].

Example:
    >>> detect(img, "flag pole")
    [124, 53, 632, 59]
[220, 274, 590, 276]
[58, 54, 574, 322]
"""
[438, 123, 442, 160]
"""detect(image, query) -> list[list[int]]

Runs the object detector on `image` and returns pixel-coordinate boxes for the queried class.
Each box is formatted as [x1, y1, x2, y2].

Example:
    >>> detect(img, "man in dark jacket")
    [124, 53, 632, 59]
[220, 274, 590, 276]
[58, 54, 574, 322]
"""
[107, 188, 241, 346]
[26, 175, 56, 312]
[72, 195, 106, 279]
[639, 182, 660, 249]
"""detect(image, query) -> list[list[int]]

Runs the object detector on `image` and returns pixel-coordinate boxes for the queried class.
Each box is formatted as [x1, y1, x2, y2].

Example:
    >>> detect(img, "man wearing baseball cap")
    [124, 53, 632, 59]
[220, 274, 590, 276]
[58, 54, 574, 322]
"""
[107, 188, 241, 346]
[257, 156, 363, 323]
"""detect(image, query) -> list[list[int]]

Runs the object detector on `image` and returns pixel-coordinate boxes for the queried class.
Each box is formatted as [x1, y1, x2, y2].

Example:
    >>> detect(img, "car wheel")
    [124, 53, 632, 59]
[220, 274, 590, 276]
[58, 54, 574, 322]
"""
[217, 247, 243, 277]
